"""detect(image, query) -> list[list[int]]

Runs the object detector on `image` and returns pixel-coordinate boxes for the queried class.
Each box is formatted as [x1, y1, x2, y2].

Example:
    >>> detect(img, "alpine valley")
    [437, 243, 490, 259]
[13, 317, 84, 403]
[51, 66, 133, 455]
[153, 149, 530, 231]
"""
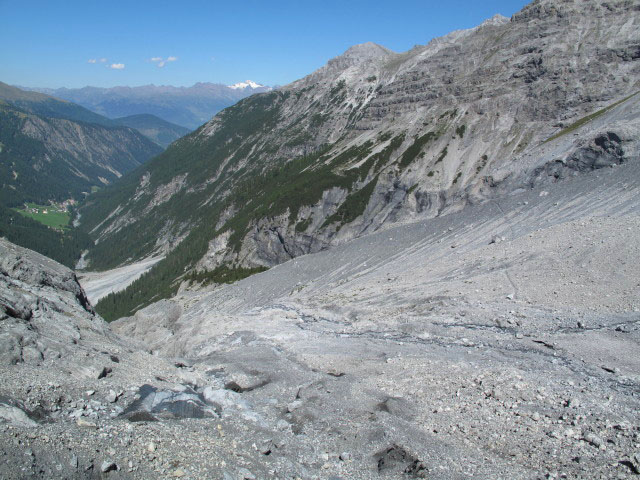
[0, 82, 162, 267]
[1, 1, 640, 479]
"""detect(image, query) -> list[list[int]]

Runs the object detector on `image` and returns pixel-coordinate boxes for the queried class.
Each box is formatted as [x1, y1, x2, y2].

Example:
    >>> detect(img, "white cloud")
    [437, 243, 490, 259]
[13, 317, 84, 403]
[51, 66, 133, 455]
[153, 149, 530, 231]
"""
[150, 56, 177, 68]
[108, 63, 125, 70]
[87, 59, 97, 64]
[99, 58, 107, 63]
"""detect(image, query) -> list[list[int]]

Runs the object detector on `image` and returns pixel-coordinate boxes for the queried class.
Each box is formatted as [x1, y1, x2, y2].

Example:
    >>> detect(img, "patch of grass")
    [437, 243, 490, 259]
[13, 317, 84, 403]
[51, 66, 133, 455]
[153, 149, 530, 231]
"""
[398, 131, 439, 169]
[455, 124, 466, 138]
[427, 170, 434, 177]
[366, 76, 377, 82]
[322, 175, 379, 230]
[476, 154, 489, 173]
[0, 204, 91, 269]
[295, 216, 312, 232]
[310, 113, 329, 128]
[434, 145, 449, 164]
[544, 92, 638, 143]
[15, 203, 70, 230]
[187, 265, 268, 287]
[452, 172, 462, 184]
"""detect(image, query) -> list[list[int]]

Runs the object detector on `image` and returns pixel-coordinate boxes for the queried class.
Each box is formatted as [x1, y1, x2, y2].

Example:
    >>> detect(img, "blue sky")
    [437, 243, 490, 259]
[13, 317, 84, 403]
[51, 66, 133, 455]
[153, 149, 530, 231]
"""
[1, 0, 529, 89]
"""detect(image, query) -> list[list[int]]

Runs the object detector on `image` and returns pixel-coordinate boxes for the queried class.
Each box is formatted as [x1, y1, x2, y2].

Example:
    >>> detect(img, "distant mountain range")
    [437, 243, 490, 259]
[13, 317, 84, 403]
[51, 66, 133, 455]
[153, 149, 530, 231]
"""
[24, 81, 272, 130]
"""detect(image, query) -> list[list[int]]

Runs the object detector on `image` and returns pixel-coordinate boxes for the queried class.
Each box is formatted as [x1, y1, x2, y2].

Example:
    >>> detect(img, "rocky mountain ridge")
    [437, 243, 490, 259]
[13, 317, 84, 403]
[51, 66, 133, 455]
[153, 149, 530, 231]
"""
[78, 0, 639, 320]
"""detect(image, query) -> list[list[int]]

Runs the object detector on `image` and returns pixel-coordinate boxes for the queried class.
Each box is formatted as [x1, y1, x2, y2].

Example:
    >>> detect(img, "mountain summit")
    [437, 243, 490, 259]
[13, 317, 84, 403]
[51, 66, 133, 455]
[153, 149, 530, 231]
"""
[228, 80, 268, 90]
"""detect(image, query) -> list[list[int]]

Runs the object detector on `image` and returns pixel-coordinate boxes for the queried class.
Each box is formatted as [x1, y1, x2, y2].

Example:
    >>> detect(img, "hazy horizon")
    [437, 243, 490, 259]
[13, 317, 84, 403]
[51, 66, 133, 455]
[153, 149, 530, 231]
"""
[1, 0, 528, 89]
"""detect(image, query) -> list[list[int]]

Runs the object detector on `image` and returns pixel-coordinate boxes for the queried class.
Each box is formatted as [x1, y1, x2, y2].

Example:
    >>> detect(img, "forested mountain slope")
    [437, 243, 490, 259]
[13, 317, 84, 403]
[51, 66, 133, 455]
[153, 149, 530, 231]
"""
[79, 0, 640, 319]
[0, 102, 162, 206]
[111, 114, 190, 148]
[0, 81, 115, 126]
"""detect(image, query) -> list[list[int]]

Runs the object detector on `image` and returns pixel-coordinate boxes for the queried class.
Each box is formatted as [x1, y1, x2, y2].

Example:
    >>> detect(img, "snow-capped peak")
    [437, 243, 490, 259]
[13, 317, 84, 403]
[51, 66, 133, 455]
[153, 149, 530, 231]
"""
[228, 80, 264, 90]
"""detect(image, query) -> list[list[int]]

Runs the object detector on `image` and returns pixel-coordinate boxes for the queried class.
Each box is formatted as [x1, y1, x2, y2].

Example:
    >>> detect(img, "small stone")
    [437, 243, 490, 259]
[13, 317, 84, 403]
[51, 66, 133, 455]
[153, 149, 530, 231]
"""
[148, 441, 156, 453]
[276, 419, 290, 431]
[106, 390, 118, 403]
[101, 460, 117, 473]
[238, 467, 256, 479]
[286, 400, 302, 413]
[583, 432, 604, 449]
[173, 468, 186, 477]
[70, 455, 78, 468]
[86, 390, 95, 396]
[567, 398, 580, 408]
[506, 294, 514, 300]
[339, 452, 351, 461]
[76, 418, 97, 429]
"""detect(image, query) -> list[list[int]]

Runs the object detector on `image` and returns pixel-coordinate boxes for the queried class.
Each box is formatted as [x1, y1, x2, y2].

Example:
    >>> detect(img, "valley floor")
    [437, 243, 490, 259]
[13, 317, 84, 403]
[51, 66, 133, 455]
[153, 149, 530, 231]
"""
[78, 256, 164, 305]
[1, 160, 639, 479]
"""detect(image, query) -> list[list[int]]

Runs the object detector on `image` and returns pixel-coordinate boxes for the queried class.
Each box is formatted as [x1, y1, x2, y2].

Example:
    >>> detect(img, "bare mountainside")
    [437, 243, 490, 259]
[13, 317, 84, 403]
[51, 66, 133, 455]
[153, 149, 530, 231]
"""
[1, 142, 639, 478]
[78, 0, 640, 320]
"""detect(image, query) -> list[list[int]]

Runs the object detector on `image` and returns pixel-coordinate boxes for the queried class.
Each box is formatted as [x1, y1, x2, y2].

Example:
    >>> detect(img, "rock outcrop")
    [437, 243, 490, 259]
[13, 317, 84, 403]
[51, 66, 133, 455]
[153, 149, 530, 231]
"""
[0, 238, 102, 365]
